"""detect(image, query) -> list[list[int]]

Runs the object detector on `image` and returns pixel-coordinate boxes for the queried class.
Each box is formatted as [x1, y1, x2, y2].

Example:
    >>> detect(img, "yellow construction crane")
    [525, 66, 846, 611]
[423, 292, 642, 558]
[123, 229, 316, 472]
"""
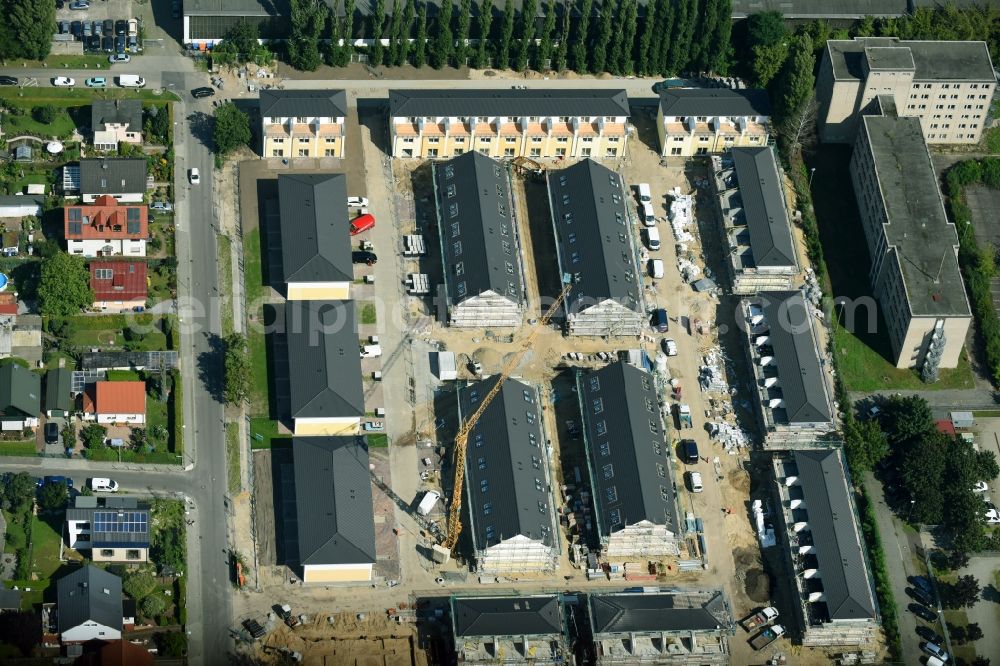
[441, 281, 572, 551]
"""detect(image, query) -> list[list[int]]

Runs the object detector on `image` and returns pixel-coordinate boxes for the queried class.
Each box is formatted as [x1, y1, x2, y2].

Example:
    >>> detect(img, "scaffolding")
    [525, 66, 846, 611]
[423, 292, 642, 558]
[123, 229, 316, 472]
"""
[603, 522, 680, 560]
[450, 291, 523, 328]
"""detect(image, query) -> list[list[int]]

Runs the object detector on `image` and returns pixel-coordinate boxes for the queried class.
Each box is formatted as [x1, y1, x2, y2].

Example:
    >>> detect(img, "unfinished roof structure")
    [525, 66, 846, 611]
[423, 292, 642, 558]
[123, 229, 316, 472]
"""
[433, 152, 524, 327]
[457, 376, 556, 573]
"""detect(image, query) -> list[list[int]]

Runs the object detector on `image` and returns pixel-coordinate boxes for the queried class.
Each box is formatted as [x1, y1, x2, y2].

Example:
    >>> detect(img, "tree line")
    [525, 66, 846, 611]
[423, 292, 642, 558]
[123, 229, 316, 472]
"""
[286, 0, 733, 75]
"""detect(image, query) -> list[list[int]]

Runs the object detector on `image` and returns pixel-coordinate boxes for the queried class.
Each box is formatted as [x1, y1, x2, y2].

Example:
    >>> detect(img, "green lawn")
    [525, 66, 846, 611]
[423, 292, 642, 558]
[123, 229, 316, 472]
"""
[243, 228, 263, 308]
[985, 127, 1000, 154]
[68, 314, 168, 350]
[360, 302, 377, 325]
[107, 370, 142, 381]
[0, 86, 180, 104]
[249, 417, 289, 450]
[225, 422, 240, 493]
[0, 441, 36, 457]
[3, 578, 49, 609]
[1, 509, 24, 553]
[84, 446, 180, 464]
[30, 514, 63, 580]
[148, 392, 168, 437]
[218, 235, 234, 337]
[248, 328, 270, 416]
[1, 54, 106, 69]
[43, 352, 77, 370]
[366, 433, 389, 448]
[0, 105, 79, 139]
[832, 319, 975, 391]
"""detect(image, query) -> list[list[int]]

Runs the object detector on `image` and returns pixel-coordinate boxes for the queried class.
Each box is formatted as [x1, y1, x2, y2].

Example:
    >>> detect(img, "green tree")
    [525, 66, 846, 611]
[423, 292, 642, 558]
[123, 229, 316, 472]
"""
[653, 0, 674, 75]
[612, 0, 637, 74]
[899, 430, 949, 524]
[141, 593, 168, 618]
[157, 632, 188, 658]
[590, 0, 614, 74]
[130, 427, 149, 450]
[747, 10, 787, 47]
[0, 472, 35, 510]
[288, 0, 325, 71]
[413, 4, 428, 67]
[514, 0, 537, 71]
[844, 417, 889, 473]
[940, 574, 981, 609]
[431, 0, 454, 68]
[387, 0, 404, 65]
[690, 0, 720, 72]
[151, 525, 185, 571]
[967, 623, 984, 642]
[552, 0, 570, 71]
[667, 0, 696, 73]
[975, 450, 1000, 482]
[38, 481, 68, 512]
[213, 103, 251, 156]
[535, 0, 557, 70]
[151, 424, 169, 446]
[123, 571, 157, 601]
[326, 0, 343, 65]
[472, 0, 492, 69]
[776, 34, 815, 121]
[455, 0, 472, 66]
[224, 333, 251, 405]
[80, 423, 107, 449]
[571, 0, 593, 72]
[371, 0, 386, 65]
[38, 253, 92, 317]
[221, 19, 266, 64]
[9, 0, 55, 60]
[883, 394, 934, 449]
[399, 0, 416, 64]
[498, 0, 516, 69]
[635, 0, 657, 76]
[708, 0, 732, 73]
[342, 0, 357, 63]
[32, 105, 56, 124]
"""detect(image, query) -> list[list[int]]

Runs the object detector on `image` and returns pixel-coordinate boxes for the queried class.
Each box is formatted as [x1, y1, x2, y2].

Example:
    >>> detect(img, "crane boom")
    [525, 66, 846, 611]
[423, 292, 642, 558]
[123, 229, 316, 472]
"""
[442, 283, 571, 551]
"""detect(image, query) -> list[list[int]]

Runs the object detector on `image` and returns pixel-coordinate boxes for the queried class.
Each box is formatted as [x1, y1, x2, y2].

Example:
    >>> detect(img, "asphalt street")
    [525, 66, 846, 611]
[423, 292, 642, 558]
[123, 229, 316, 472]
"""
[0, 54, 230, 664]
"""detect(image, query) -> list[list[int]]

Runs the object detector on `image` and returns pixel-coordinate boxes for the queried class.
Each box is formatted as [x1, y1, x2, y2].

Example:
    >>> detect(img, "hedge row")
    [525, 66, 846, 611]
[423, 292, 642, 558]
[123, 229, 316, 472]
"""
[857, 486, 903, 659]
[788, 158, 828, 287]
[170, 369, 183, 458]
[944, 158, 1000, 385]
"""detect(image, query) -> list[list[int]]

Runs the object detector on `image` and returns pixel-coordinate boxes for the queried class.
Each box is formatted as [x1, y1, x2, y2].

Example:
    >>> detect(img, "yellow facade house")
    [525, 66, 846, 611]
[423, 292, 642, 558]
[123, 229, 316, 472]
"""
[260, 89, 347, 158]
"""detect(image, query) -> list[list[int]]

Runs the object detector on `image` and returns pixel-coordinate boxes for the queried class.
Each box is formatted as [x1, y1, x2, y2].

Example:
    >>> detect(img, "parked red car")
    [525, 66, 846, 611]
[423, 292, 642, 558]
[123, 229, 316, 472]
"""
[350, 213, 375, 235]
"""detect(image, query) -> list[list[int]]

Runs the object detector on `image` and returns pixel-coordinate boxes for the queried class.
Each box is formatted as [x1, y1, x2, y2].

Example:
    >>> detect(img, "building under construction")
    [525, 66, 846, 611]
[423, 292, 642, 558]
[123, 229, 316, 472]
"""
[450, 594, 567, 665]
[772, 449, 879, 648]
[588, 589, 735, 664]
[576, 361, 681, 560]
[433, 151, 525, 328]
[548, 160, 645, 337]
[457, 376, 558, 574]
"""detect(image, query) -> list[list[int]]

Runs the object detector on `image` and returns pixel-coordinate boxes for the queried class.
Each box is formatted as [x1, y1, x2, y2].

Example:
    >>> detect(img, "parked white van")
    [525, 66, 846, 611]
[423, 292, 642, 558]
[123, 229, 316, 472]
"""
[90, 477, 119, 493]
[649, 259, 664, 279]
[360, 344, 382, 358]
[116, 75, 146, 88]
[637, 183, 652, 203]
[646, 227, 661, 251]
[641, 202, 656, 227]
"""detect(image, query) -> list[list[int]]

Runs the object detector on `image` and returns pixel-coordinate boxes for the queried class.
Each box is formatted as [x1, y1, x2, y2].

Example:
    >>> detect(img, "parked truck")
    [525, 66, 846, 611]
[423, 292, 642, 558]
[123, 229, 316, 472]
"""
[749, 624, 784, 650]
[741, 607, 779, 632]
[674, 403, 693, 429]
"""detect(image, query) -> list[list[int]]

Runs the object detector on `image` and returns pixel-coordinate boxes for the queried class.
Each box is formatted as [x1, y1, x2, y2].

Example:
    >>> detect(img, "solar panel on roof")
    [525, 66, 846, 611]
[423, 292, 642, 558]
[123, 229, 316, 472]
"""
[93, 510, 148, 534]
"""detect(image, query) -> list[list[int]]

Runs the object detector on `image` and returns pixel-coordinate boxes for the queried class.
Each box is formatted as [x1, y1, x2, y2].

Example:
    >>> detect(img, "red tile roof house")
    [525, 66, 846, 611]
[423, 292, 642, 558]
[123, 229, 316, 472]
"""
[82, 381, 146, 425]
[90, 262, 147, 312]
[64, 195, 148, 258]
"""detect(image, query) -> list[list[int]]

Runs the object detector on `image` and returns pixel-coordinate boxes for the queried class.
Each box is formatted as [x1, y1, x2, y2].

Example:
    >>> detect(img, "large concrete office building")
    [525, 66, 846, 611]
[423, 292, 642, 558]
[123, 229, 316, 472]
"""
[450, 594, 567, 665]
[576, 361, 681, 560]
[260, 90, 348, 159]
[457, 377, 558, 574]
[817, 37, 995, 144]
[433, 152, 525, 327]
[588, 589, 735, 665]
[713, 147, 798, 293]
[657, 88, 772, 157]
[772, 450, 879, 647]
[549, 160, 645, 337]
[849, 114, 971, 371]
[389, 89, 630, 160]
[277, 173, 353, 301]
[743, 291, 836, 449]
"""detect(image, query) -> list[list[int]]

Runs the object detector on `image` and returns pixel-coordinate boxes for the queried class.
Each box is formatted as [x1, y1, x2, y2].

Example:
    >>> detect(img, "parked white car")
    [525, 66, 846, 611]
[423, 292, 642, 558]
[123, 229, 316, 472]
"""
[188, 168, 200, 184]
[52, 77, 75, 87]
[984, 508, 1000, 525]
[347, 196, 369, 208]
[973, 480, 989, 493]
[89, 477, 119, 493]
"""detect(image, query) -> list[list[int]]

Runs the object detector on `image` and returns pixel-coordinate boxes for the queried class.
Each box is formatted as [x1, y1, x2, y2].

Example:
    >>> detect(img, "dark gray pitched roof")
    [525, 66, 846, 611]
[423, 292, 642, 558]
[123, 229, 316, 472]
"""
[729, 147, 796, 268]
[57, 565, 123, 634]
[90, 99, 142, 133]
[589, 591, 730, 634]
[278, 173, 353, 284]
[757, 292, 832, 424]
[260, 89, 347, 118]
[0, 195, 44, 210]
[0, 363, 40, 419]
[45, 368, 73, 414]
[0, 588, 21, 610]
[792, 450, 877, 621]
[731, 0, 908, 17]
[284, 301, 364, 419]
[435, 153, 523, 308]
[859, 115, 970, 317]
[659, 88, 772, 118]
[451, 595, 563, 638]
[292, 437, 376, 566]
[549, 160, 642, 314]
[79, 159, 147, 196]
[390, 89, 630, 118]
[458, 377, 551, 550]
[827, 37, 995, 82]
[578, 362, 679, 538]
[65, 496, 150, 548]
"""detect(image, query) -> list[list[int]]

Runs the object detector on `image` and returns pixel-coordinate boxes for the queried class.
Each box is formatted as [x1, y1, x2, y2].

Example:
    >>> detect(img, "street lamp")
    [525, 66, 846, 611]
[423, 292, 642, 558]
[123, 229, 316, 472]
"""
[808, 167, 817, 189]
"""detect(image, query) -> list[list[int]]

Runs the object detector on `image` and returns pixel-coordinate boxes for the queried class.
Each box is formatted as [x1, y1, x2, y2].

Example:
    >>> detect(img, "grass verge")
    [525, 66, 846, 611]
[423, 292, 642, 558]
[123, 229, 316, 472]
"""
[218, 235, 234, 337]
[225, 422, 240, 494]
[0, 441, 36, 456]
[360, 301, 377, 325]
[366, 433, 389, 447]
[249, 417, 289, 450]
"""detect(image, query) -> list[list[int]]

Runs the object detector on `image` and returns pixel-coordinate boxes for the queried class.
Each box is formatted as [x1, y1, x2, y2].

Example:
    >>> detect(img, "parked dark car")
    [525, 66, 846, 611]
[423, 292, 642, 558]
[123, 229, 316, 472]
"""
[0, 76, 17, 86]
[908, 603, 937, 623]
[352, 251, 377, 266]
[191, 86, 215, 98]
[59, 20, 70, 34]
[908, 575, 934, 595]
[44, 422, 59, 444]
[114, 35, 125, 53]
[101, 36, 113, 53]
[680, 439, 699, 465]
[103, 18, 114, 36]
[907, 586, 934, 607]
[70, 20, 82, 38]
[114, 19, 127, 36]
[37, 475, 74, 489]
[916, 625, 944, 646]
[651, 307, 669, 333]
[68, 0, 89, 9]
[86, 35, 101, 52]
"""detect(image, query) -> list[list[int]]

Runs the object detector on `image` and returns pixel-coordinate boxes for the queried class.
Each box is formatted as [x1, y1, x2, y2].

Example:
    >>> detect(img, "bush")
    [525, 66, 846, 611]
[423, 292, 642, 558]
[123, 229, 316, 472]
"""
[141, 593, 167, 618]
[857, 487, 901, 660]
[123, 571, 157, 601]
[31, 105, 56, 124]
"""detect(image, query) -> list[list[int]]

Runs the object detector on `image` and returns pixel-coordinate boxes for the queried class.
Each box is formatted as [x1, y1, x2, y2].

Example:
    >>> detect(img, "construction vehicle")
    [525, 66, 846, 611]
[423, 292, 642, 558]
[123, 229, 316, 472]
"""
[441, 281, 571, 551]
[741, 607, 779, 632]
[511, 156, 544, 180]
[674, 404, 693, 429]
[276, 604, 299, 628]
[749, 624, 785, 650]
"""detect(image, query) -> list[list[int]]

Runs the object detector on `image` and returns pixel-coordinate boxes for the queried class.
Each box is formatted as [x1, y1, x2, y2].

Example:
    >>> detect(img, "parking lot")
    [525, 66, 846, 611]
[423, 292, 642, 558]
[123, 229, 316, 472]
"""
[55, 1, 143, 56]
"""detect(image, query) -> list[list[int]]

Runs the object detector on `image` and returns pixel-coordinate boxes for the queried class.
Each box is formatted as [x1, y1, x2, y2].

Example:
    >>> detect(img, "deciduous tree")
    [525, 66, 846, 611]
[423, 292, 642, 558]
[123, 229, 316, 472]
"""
[387, 0, 404, 65]
[635, 0, 657, 76]
[399, 0, 416, 64]
[371, 0, 386, 65]
[123, 571, 157, 601]
[776, 34, 816, 121]
[498, 0, 516, 69]
[535, 0, 557, 70]
[552, 0, 569, 71]
[38, 253, 92, 317]
[570, 0, 593, 72]
[473, 0, 492, 68]
[455, 0, 472, 66]
[431, 0, 454, 68]
[9, 0, 55, 60]
[288, 0, 325, 71]
[80, 423, 107, 449]
[612, 0, 637, 74]
[514, 0, 537, 72]
[223, 333, 251, 405]
[590, 0, 614, 74]
[213, 103, 251, 156]
[413, 4, 428, 67]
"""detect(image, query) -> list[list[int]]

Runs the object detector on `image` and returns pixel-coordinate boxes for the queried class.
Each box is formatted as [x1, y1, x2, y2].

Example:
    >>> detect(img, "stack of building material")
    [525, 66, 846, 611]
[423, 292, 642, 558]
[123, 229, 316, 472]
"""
[698, 352, 728, 393]
[708, 421, 750, 452]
